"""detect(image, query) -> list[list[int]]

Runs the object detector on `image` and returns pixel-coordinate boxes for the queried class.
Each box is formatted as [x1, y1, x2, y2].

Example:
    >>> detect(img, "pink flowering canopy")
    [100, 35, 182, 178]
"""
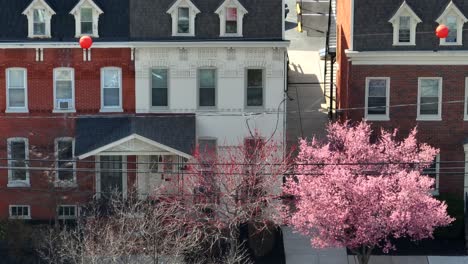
[284, 121, 453, 254]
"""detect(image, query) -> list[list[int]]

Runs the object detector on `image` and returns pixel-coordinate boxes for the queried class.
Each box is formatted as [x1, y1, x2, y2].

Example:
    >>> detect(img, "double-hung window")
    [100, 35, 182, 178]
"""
[80, 7, 93, 35]
[446, 16, 458, 43]
[9, 205, 31, 219]
[178, 7, 190, 34]
[6, 68, 28, 112]
[422, 154, 440, 195]
[365, 77, 390, 120]
[33, 9, 46, 35]
[418, 78, 442, 120]
[54, 68, 74, 111]
[101, 67, 122, 111]
[398, 16, 410, 43]
[55, 138, 75, 185]
[226, 8, 238, 33]
[8, 138, 29, 187]
[246, 69, 264, 107]
[198, 69, 216, 107]
[151, 69, 168, 107]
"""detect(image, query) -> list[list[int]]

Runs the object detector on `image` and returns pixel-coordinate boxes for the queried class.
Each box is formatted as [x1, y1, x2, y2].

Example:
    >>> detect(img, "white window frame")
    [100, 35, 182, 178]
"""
[245, 68, 265, 109]
[22, 0, 56, 38]
[9, 205, 31, 220]
[7, 138, 29, 188]
[55, 138, 77, 187]
[388, 1, 421, 46]
[417, 77, 443, 121]
[57, 205, 78, 220]
[215, 0, 248, 37]
[53, 68, 75, 113]
[69, 0, 103, 38]
[166, 0, 200, 37]
[150, 68, 170, 109]
[100, 67, 123, 112]
[364, 77, 390, 121]
[6, 68, 28, 113]
[197, 68, 218, 108]
[436, 1, 467, 46]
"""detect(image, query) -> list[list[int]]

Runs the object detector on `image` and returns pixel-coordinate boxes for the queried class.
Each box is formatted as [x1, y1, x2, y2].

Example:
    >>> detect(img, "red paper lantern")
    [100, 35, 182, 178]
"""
[79, 36, 93, 49]
[436, 24, 449, 39]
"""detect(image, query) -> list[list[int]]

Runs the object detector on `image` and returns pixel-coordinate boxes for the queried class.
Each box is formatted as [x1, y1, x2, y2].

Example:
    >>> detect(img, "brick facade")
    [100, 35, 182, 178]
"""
[0, 48, 135, 220]
[344, 64, 468, 199]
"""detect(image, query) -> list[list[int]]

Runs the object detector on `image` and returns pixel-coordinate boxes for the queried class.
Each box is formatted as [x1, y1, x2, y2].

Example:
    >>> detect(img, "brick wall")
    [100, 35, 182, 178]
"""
[346, 65, 468, 198]
[336, 0, 352, 112]
[0, 48, 135, 220]
[0, 48, 135, 113]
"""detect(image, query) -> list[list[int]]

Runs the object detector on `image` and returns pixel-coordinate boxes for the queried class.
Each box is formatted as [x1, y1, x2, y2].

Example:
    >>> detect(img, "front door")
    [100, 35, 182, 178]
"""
[100, 156, 123, 196]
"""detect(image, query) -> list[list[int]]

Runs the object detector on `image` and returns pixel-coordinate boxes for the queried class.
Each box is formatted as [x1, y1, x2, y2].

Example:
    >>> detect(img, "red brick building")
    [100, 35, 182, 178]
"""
[336, 0, 468, 202]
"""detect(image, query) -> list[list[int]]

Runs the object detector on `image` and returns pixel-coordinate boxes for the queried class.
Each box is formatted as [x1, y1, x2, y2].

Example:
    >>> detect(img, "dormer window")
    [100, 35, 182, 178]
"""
[70, 0, 103, 38]
[167, 0, 200, 37]
[178, 7, 190, 34]
[436, 1, 468, 46]
[388, 1, 421, 46]
[22, 0, 55, 38]
[215, 0, 248, 37]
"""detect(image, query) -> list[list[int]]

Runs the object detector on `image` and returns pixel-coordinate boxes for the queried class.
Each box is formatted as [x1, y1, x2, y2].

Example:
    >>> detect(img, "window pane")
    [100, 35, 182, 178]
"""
[23, 207, 28, 216]
[247, 88, 263, 106]
[34, 9, 46, 23]
[199, 88, 215, 107]
[81, 22, 93, 34]
[9, 70, 25, 88]
[56, 70, 72, 80]
[11, 141, 26, 181]
[104, 88, 120, 106]
[12, 207, 17, 216]
[248, 69, 263, 88]
[56, 81, 73, 99]
[103, 70, 120, 88]
[446, 16, 457, 42]
[420, 80, 439, 97]
[34, 23, 46, 35]
[368, 80, 386, 96]
[368, 97, 386, 115]
[199, 69, 215, 88]
[152, 88, 168, 107]
[178, 8, 190, 33]
[420, 97, 439, 115]
[9, 89, 25, 107]
[81, 8, 93, 22]
[152, 69, 168, 89]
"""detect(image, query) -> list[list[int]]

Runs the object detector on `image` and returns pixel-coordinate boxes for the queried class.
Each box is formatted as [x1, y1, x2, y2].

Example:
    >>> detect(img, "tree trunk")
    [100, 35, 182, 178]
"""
[353, 246, 373, 264]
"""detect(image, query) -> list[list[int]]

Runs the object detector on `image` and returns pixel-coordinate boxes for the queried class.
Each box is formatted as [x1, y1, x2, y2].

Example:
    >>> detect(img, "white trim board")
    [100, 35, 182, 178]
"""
[78, 134, 193, 160]
[346, 50, 468, 65]
[0, 41, 290, 49]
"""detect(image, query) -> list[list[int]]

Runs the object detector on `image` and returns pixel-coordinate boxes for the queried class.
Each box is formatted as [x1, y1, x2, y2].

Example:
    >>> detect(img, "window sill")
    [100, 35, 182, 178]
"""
[365, 116, 390, 121]
[440, 42, 462, 46]
[198, 107, 218, 111]
[5, 109, 29, 114]
[9, 216, 31, 220]
[100, 108, 123, 113]
[245, 106, 265, 112]
[29, 35, 52, 39]
[7, 182, 30, 188]
[220, 33, 243, 37]
[392, 43, 416, 46]
[53, 109, 76, 114]
[416, 116, 442, 121]
[54, 181, 77, 188]
[172, 33, 195, 37]
[75, 34, 99, 38]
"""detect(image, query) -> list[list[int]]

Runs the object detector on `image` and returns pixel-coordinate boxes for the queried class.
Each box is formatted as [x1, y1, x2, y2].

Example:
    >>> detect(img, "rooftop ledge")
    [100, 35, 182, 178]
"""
[0, 40, 290, 49]
[345, 49, 468, 65]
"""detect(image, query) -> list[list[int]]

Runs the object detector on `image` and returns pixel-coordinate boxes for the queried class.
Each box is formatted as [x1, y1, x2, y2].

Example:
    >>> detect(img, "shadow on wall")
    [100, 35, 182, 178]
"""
[286, 62, 328, 156]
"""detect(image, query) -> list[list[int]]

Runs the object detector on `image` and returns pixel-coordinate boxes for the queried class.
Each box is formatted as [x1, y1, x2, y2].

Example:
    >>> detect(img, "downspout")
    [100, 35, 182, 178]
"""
[283, 49, 289, 157]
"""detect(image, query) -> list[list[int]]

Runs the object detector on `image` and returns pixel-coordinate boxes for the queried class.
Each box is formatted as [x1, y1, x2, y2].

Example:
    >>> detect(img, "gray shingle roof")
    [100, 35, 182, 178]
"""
[75, 115, 196, 157]
[354, 0, 468, 51]
[0, 0, 282, 42]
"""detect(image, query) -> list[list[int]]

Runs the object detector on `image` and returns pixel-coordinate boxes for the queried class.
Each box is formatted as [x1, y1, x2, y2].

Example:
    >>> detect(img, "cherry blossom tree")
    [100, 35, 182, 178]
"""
[284, 121, 453, 264]
[175, 135, 292, 262]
